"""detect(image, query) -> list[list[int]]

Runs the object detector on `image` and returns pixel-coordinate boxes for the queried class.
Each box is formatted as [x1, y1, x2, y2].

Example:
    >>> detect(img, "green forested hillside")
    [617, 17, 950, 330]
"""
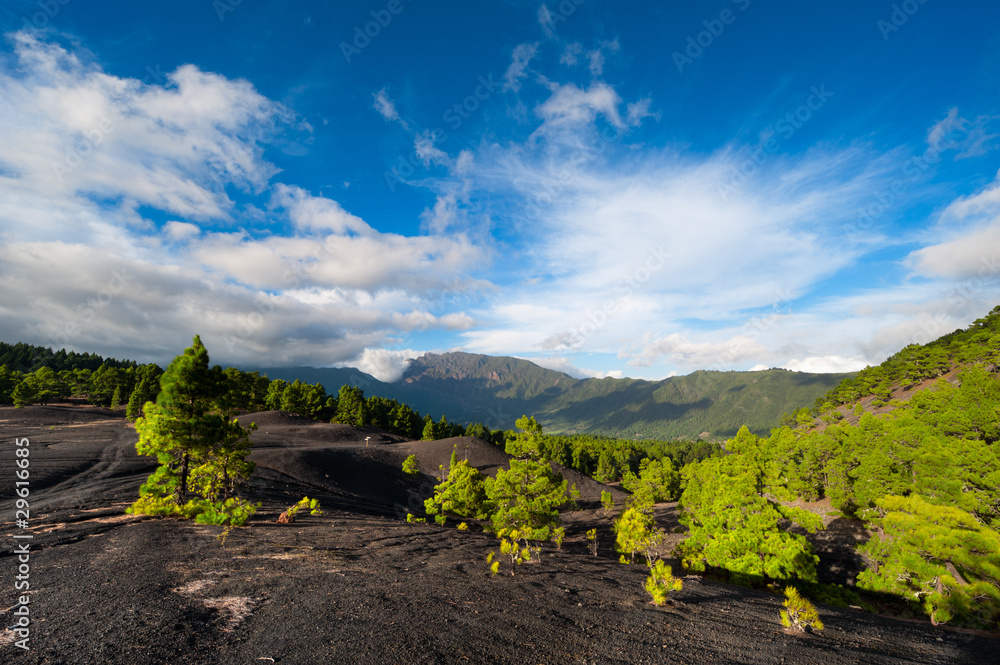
[679, 305, 1000, 627]
[538, 368, 847, 438]
[817, 305, 1000, 409]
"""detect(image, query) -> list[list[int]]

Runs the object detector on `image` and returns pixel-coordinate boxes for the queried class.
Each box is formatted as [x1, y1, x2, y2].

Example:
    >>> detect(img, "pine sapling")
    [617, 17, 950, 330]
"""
[552, 526, 565, 550]
[601, 490, 614, 515]
[402, 454, 420, 475]
[492, 528, 531, 575]
[586, 528, 598, 556]
[486, 551, 500, 576]
[779, 587, 824, 632]
[644, 559, 682, 606]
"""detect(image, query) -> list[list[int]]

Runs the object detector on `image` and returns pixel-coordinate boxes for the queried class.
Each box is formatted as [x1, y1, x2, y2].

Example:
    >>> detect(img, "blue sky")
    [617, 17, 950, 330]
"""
[0, 0, 998, 381]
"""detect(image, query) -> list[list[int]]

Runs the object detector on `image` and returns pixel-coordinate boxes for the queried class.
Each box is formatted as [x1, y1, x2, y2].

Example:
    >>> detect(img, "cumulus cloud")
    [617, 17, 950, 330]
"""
[906, 172, 1000, 281]
[345, 348, 424, 382]
[164, 221, 200, 242]
[0, 30, 296, 245]
[782, 356, 868, 373]
[623, 334, 769, 370]
[0, 32, 491, 369]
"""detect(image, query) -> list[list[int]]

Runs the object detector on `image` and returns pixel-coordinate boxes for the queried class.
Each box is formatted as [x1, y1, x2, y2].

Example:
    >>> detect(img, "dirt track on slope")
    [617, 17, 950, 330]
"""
[0, 405, 996, 664]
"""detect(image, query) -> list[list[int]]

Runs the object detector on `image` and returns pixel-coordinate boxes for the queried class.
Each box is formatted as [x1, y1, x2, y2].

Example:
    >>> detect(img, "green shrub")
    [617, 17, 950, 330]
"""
[402, 454, 420, 475]
[424, 459, 492, 520]
[645, 559, 682, 605]
[780, 587, 824, 632]
[286, 496, 322, 520]
[491, 528, 532, 576]
[195, 497, 260, 526]
[601, 490, 614, 515]
[586, 528, 598, 556]
[614, 506, 653, 563]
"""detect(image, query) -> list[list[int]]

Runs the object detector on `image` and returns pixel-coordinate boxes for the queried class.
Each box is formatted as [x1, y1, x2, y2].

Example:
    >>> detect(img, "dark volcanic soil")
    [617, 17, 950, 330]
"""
[0, 405, 996, 664]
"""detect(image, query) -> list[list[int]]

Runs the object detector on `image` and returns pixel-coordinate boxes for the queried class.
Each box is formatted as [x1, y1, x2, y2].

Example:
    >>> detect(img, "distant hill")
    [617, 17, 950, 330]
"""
[256, 352, 852, 440]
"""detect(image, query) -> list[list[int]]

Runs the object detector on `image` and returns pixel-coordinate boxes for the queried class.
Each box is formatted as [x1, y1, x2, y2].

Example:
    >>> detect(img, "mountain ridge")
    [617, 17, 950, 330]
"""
[254, 351, 853, 440]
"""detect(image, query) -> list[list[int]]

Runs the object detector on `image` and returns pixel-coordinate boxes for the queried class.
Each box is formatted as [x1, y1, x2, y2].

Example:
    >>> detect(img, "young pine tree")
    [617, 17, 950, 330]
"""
[779, 587, 824, 632]
[128, 336, 257, 525]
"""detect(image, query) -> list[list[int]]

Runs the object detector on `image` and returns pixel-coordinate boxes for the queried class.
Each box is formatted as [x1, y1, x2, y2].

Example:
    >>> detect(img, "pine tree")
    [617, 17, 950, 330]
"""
[128, 336, 256, 527]
[858, 494, 1000, 626]
[421, 415, 437, 441]
[11, 380, 37, 408]
[677, 427, 823, 584]
[485, 457, 568, 544]
[779, 587, 823, 632]
[424, 459, 491, 520]
[333, 385, 366, 426]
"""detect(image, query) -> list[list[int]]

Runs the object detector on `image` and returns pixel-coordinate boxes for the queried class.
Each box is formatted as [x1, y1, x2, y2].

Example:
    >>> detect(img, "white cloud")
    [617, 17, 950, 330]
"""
[926, 107, 998, 160]
[272, 184, 369, 235]
[372, 87, 402, 124]
[588, 50, 604, 77]
[783, 356, 868, 373]
[534, 82, 627, 133]
[0, 33, 492, 369]
[504, 43, 538, 93]
[538, 5, 555, 39]
[906, 171, 1000, 281]
[623, 333, 768, 370]
[429, 72, 916, 375]
[414, 130, 450, 167]
[345, 348, 424, 382]
[560, 43, 582, 66]
[0, 30, 295, 238]
[164, 221, 200, 241]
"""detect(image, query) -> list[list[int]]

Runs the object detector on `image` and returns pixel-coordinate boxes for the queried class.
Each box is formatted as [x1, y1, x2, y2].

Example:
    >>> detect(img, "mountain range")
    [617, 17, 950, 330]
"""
[254, 352, 852, 440]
